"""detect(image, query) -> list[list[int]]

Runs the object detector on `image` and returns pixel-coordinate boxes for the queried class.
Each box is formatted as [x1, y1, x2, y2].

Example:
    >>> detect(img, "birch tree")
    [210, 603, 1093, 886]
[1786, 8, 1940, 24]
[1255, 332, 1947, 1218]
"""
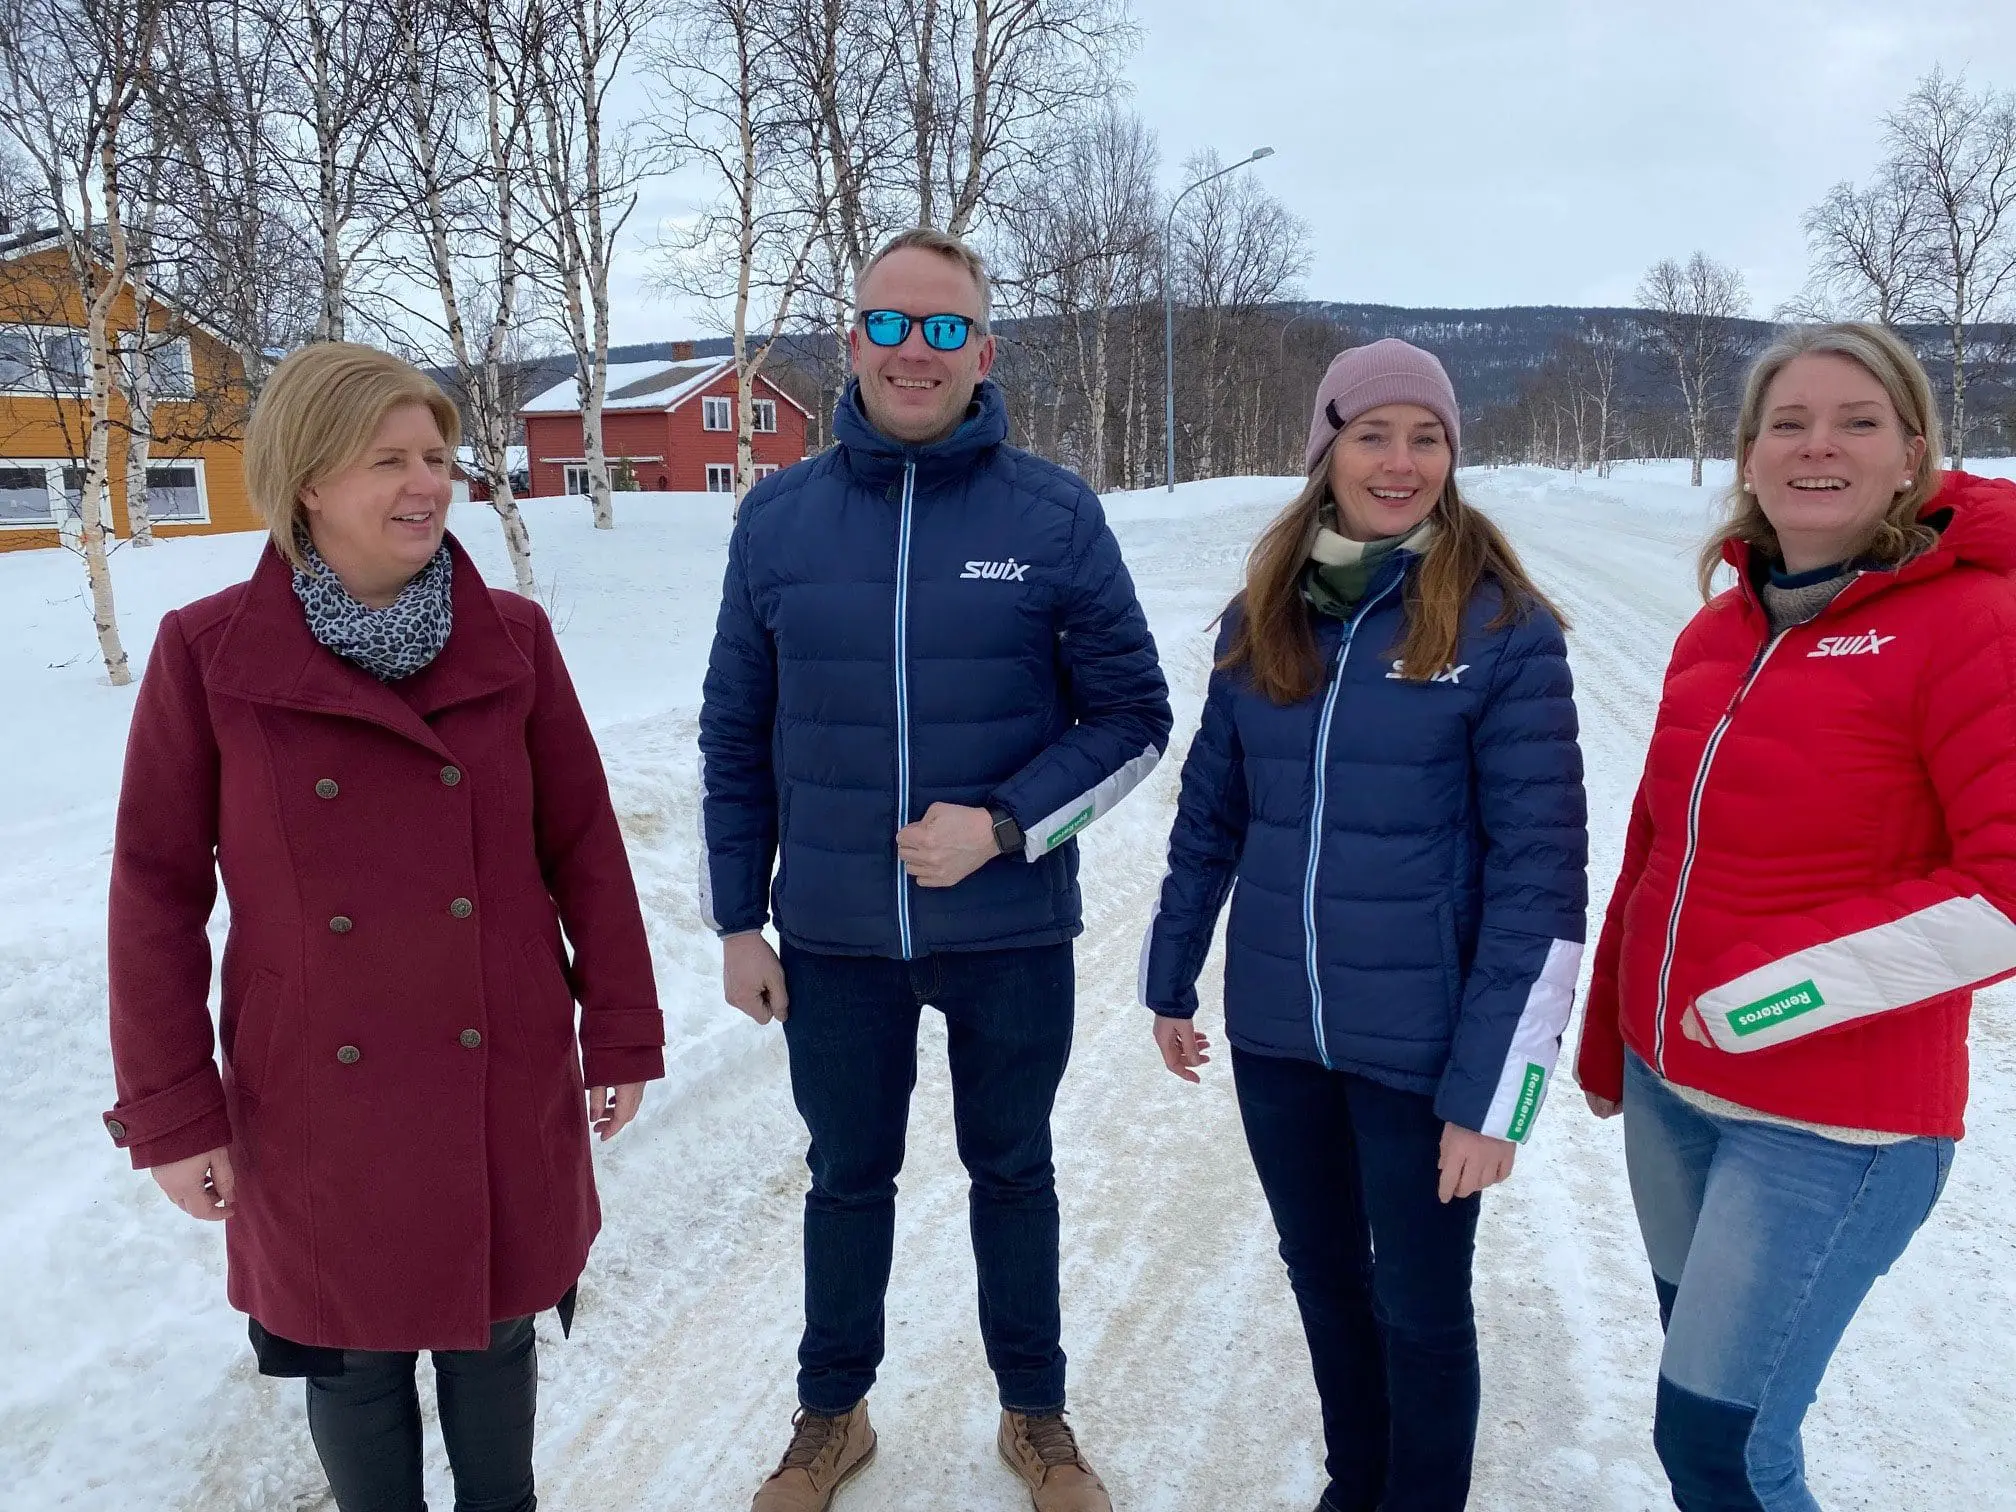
[1797, 163, 1939, 328]
[264, 0, 404, 343]
[391, 0, 545, 593]
[1637, 252, 1751, 487]
[651, 0, 833, 499]
[0, 0, 167, 684]
[1883, 69, 2016, 468]
[528, 0, 650, 530]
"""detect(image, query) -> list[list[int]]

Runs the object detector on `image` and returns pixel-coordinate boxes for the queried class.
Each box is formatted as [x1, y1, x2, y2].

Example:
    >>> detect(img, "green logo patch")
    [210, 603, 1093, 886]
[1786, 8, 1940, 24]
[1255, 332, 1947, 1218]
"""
[1506, 1063, 1546, 1142]
[1726, 980, 1826, 1037]
[1045, 806, 1096, 849]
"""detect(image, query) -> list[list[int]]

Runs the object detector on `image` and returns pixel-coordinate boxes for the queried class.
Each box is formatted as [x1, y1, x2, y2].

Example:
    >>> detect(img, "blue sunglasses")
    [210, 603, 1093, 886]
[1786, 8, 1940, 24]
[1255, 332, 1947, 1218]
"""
[860, 309, 977, 352]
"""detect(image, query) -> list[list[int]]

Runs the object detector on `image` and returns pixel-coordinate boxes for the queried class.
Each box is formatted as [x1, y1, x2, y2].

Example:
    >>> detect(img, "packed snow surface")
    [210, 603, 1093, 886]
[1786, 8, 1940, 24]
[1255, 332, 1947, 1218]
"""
[4, 461, 2012, 1509]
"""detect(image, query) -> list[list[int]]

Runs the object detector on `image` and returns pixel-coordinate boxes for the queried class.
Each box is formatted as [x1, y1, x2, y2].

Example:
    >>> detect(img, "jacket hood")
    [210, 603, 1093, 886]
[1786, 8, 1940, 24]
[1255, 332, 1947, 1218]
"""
[833, 378, 1009, 488]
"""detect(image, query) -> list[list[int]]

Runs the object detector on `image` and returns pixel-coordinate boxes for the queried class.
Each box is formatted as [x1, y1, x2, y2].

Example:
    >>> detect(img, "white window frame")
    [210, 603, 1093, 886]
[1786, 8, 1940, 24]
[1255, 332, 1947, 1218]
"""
[704, 463, 735, 493]
[143, 457, 210, 524]
[117, 333, 196, 401]
[563, 464, 592, 496]
[0, 324, 89, 396]
[701, 395, 732, 431]
[753, 463, 779, 480]
[0, 459, 87, 540]
[751, 398, 777, 433]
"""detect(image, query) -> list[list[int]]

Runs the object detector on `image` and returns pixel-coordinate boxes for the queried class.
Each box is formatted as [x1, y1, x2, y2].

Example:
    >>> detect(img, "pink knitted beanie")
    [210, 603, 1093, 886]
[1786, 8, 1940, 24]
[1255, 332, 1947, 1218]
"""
[1304, 338, 1461, 472]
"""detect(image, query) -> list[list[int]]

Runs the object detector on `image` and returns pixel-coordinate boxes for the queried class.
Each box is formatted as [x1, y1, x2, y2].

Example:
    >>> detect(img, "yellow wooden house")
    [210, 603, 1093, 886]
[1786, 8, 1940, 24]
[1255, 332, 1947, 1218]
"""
[0, 230, 259, 554]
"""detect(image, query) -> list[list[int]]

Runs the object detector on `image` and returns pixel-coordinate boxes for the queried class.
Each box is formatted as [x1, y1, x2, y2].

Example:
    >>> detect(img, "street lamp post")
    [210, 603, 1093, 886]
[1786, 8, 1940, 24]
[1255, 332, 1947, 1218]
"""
[1163, 146, 1274, 493]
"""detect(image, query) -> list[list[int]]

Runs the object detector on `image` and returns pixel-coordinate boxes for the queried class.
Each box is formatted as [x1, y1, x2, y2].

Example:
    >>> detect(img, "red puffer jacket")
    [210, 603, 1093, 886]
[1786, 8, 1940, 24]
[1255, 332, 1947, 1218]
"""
[1577, 471, 2016, 1138]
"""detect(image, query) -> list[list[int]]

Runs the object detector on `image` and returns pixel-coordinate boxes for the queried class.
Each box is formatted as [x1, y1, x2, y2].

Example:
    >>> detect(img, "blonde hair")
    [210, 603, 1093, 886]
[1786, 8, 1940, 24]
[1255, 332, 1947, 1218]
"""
[246, 342, 462, 568]
[1698, 322, 1943, 600]
[855, 227, 992, 332]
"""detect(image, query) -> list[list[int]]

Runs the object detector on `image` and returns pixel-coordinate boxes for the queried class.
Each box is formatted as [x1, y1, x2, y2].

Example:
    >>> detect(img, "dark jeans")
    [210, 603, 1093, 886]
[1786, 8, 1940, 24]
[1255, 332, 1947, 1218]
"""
[779, 938, 1075, 1414]
[305, 1315, 537, 1512]
[1232, 1046, 1482, 1512]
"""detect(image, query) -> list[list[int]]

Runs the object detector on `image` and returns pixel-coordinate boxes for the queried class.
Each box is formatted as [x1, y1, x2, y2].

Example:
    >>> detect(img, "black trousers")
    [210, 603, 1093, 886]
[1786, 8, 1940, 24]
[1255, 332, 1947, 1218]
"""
[305, 1315, 538, 1512]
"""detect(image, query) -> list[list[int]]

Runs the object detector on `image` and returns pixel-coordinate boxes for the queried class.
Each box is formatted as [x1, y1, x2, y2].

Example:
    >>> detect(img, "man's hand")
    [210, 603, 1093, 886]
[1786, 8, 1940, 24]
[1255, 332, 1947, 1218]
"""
[1437, 1123, 1516, 1203]
[1585, 1091, 1622, 1119]
[153, 1146, 235, 1221]
[1152, 1015, 1213, 1083]
[896, 801, 1002, 888]
[724, 931, 789, 1024]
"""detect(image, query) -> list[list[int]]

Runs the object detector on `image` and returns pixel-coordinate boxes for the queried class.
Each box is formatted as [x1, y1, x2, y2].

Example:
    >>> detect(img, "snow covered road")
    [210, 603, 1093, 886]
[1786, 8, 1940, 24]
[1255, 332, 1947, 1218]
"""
[4, 466, 2011, 1510]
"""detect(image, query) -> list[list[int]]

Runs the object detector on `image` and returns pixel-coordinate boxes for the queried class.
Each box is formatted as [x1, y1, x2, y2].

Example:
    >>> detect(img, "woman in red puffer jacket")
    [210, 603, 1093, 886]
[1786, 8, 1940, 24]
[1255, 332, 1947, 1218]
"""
[1576, 322, 2016, 1512]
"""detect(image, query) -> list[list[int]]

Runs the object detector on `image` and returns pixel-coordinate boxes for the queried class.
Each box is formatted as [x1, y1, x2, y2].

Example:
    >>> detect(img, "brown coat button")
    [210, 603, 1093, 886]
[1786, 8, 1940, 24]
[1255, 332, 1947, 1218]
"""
[336, 1045, 361, 1064]
[449, 897, 473, 919]
[315, 778, 339, 799]
[440, 765, 462, 786]
[329, 915, 353, 933]
[459, 1028, 483, 1048]
[105, 1118, 127, 1140]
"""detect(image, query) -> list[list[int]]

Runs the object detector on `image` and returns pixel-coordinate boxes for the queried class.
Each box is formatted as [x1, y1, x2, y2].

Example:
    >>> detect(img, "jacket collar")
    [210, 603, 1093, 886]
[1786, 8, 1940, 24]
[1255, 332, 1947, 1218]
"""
[832, 378, 1009, 489]
[205, 532, 533, 758]
[1726, 471, 2016, 624]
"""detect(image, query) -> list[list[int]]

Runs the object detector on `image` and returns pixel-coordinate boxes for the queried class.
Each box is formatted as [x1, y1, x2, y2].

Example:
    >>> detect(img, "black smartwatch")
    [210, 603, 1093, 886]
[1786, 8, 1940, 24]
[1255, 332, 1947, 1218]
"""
[986, 803, 1024, 857]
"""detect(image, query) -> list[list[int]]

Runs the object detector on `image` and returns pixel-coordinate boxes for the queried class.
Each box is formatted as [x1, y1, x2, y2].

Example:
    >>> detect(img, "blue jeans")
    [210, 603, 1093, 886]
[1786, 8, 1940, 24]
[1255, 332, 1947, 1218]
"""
[1232, 1046, 1482, 1512]
[1622, 1053, 1953, 1512]
[778, 939, 1074, 1414]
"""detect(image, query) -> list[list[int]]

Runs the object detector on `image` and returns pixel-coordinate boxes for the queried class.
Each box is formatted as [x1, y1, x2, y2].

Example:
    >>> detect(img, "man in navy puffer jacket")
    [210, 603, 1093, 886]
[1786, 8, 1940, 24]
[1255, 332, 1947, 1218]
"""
[700, 229, 1169, 1512]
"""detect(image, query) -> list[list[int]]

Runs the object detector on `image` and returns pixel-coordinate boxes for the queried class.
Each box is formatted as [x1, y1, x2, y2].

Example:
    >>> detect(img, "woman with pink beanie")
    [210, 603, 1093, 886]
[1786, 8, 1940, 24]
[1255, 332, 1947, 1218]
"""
[1141, 339, 1588, 1510]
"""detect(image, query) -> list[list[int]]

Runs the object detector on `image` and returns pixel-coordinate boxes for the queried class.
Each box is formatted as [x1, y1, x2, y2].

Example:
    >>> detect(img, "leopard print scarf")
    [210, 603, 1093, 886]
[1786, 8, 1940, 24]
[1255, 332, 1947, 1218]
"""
[291, 535, 454, 682]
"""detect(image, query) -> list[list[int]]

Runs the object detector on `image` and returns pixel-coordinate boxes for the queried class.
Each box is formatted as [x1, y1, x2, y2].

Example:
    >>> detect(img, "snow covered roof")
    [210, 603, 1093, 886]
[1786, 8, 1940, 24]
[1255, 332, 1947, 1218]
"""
[521, 358, 733, 416]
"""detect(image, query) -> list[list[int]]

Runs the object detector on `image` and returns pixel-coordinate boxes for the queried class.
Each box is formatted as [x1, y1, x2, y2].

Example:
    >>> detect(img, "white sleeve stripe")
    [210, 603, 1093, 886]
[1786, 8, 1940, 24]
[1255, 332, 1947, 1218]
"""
[1697, 894, 2016, 1053]
[1023, 744, 1163, 861]
[1478, 938, 1584, 1142]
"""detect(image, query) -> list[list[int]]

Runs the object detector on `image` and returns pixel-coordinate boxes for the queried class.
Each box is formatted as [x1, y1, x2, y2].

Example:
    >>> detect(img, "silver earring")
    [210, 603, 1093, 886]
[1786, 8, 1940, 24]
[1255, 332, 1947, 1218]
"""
[1742, 482, 1755, 494]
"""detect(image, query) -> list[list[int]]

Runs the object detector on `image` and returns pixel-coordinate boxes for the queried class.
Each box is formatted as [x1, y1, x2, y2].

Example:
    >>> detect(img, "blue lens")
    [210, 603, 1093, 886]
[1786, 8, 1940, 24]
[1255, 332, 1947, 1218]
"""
[921, 315, 972, 351]
[862, 310, 911, 347]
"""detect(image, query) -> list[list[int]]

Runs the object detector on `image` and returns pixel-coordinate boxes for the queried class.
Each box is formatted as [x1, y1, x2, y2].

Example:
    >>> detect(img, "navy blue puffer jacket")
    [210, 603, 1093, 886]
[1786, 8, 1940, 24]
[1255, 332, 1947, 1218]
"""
[700, 380, 1172, 958]
[1141, 548, 1588, 1140]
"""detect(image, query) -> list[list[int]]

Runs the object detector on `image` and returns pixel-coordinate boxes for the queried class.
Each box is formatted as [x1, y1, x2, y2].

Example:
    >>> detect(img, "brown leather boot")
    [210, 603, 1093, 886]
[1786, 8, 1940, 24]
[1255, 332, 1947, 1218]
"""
[750, 1402, 877, 1511]
[997, 1410, 1112, 1512]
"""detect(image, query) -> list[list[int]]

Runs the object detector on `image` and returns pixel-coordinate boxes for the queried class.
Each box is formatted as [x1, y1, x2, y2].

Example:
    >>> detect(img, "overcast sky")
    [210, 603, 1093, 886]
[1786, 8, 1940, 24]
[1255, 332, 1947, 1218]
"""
[610, 0, 2016, 339]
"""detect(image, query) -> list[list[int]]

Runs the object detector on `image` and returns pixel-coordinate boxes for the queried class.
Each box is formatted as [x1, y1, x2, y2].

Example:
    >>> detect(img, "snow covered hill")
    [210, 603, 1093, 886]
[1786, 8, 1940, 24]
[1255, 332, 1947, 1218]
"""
[4, 465, 2011, 1510]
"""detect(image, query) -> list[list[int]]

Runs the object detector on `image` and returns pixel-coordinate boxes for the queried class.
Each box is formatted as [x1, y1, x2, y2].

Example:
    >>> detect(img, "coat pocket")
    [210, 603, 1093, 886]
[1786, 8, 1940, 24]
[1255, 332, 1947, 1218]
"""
[224, 967, 286, 1103]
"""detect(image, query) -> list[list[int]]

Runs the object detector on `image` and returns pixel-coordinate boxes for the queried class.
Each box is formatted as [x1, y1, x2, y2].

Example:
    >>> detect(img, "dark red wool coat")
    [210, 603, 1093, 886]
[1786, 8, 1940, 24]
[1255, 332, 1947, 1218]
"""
[1578, 473, 2016, 1137]
[104, 534, 664, 1351]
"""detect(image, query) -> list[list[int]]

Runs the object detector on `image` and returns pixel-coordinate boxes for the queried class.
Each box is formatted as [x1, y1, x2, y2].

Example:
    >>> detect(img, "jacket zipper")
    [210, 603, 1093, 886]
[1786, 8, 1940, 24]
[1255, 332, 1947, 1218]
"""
[1651, 626, 1790, 1074]
[892, 460, 918, 959]
[1303, 577, 1403, 1069]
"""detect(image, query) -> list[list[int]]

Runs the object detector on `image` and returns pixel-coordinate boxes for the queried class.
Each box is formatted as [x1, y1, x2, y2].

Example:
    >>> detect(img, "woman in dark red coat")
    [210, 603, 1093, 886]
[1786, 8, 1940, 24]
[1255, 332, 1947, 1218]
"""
[103, 342, 664, 1512]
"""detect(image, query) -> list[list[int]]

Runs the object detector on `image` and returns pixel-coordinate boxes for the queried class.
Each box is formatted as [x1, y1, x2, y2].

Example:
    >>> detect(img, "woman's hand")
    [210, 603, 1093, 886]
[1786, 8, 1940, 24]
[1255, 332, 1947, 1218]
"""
[1681, 1002, 1714, 1047]
[1152, 1015, 1212, 1083]
[153, 1147, 235, 1220]
[1437, 1124, 1515, 1203]
[588, 1083, 645, 1141]
[1584, 1091, 1622, 1119]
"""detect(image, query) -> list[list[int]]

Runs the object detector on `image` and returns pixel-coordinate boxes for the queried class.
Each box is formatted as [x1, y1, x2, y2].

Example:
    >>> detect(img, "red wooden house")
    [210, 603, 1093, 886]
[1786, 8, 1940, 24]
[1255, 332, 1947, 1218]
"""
[520, 355, 810, 497]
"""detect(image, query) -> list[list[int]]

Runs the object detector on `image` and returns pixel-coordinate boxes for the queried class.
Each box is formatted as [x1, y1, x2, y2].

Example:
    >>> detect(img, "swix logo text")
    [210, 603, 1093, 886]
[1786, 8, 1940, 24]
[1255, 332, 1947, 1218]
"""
[1807, 630, 1895, 658]
[961, 558, 1029, 581]
[1386, 659, 1468, 684]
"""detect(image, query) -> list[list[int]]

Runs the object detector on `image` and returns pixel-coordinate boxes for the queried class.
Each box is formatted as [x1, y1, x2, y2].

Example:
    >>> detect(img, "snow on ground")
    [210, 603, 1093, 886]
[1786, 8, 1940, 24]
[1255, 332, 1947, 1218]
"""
[3, 467, 2013, 1510]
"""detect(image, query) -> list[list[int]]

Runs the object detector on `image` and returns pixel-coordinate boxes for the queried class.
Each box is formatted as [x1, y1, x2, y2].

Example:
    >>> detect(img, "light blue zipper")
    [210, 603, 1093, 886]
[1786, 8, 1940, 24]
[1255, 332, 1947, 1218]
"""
[1302, 576, 1402, 1068]
[892, 460, 918, 959]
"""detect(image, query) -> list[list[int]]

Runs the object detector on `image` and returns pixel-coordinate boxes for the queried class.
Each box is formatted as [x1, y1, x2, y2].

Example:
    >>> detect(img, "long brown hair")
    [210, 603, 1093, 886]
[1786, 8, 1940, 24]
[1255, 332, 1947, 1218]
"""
[1220, 454, 1567, 704]
[1698, 322, 1943, 600]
